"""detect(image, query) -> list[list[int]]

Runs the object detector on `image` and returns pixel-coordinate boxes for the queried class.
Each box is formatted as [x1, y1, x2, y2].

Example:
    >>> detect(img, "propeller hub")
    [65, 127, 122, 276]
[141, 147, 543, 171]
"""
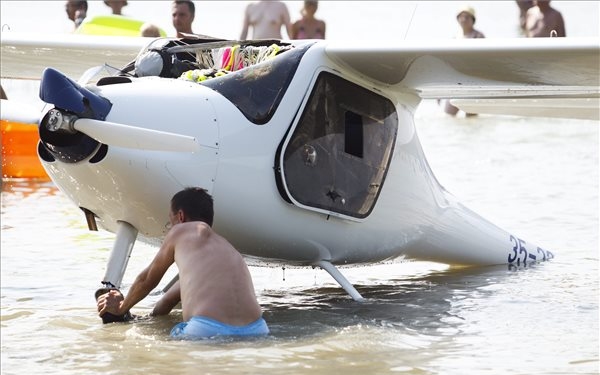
[46, 109, 77, 134]
[46, 109, 63, 131]
[39, 108, 99, 163]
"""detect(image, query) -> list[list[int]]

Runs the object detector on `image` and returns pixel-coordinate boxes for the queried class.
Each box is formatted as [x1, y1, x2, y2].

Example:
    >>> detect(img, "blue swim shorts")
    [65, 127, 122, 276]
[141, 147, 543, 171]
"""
[170, 316, 269, 339]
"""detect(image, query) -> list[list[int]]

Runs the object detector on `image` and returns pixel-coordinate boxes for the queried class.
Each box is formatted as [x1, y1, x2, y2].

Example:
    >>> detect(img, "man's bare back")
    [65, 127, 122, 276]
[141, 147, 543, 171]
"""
[97, 222, 261, 325]
[171, 222, 262, 324]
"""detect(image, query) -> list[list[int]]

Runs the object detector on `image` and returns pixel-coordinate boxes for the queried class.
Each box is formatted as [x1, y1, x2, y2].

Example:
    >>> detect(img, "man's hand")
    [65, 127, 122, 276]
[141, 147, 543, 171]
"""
[96, 290, 126, 317]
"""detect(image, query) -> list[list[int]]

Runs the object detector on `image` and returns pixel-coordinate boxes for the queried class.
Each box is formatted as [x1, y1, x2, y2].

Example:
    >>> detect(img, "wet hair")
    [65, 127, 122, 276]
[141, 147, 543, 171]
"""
[174, 0, 195, 17]
[171, 187, 214, 226]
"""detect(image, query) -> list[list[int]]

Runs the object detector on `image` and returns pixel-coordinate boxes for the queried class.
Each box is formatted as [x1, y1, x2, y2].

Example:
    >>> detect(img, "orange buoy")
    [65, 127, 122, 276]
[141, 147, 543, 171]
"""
[1, 119, 49, 180]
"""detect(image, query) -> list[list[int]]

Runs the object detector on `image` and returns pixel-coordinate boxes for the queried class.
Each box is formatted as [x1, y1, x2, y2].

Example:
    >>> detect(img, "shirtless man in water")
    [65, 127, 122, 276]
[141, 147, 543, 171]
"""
[96, 187, 268, 339]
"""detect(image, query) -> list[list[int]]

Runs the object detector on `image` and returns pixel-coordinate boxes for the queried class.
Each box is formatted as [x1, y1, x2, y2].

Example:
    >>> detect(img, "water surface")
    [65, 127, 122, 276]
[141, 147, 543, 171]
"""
[2, 109, 597, 374]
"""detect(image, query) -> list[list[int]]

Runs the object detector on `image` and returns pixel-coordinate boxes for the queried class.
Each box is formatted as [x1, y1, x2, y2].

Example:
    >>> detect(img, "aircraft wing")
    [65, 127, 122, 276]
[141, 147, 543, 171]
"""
[325, 37, 600, 119]
[0, 32, 151, 81]
[2, 34, 598, 119]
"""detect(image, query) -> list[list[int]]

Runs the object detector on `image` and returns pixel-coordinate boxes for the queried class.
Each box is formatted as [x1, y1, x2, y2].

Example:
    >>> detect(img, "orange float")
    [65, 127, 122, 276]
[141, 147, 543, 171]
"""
[1, 119, 49, 180]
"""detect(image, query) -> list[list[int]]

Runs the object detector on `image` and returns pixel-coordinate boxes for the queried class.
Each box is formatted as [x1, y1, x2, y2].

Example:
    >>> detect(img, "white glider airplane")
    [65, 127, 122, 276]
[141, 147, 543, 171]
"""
[1, 33, 598, 305]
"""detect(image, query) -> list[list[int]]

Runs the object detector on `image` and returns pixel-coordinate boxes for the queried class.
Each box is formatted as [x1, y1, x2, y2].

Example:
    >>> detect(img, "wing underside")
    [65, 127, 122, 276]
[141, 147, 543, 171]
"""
[325, 38, 600, 119]
[0, 33, 150, 80]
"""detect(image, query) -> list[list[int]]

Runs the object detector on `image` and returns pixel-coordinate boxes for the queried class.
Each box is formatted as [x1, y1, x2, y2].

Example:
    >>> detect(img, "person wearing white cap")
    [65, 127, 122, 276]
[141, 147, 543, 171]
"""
[443, 4, 485, 116]
[456, 5, 485, 39]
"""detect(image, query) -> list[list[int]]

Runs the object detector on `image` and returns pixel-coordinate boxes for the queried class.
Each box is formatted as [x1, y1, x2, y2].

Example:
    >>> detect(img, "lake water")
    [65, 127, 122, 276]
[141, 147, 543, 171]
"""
[1, 1, 599, 374]
[2, 104, 598, 375]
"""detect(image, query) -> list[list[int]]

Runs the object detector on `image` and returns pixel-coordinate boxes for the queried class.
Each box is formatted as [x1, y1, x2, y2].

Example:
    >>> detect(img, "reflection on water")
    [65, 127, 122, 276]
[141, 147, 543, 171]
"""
[1, 111, 598, 374]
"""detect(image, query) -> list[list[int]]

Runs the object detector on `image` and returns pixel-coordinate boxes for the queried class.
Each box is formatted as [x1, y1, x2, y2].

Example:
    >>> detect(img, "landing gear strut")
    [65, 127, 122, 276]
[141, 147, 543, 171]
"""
[95, 221, 138, 323]
[314, 260, 365, 301]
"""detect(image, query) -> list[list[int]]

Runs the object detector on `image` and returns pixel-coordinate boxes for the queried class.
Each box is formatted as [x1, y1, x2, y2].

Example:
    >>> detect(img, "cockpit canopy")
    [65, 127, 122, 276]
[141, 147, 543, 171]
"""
[127, 37, 312, 124]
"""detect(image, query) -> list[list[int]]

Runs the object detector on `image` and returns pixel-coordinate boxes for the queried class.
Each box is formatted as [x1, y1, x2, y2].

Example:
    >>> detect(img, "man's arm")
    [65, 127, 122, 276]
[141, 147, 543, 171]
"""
[98, 231, 177, 317]
[151, 280, 181, 316]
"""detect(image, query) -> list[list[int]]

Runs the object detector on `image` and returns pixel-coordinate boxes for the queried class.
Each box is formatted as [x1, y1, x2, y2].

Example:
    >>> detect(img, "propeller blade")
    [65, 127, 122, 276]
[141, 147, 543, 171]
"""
[74, 118, 199, 152]
[0, 99, 41, 124]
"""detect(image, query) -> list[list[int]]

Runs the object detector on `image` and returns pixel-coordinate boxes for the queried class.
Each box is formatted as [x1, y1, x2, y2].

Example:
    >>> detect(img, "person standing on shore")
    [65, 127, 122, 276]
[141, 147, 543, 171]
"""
[172, 0, 195, 38]
[104, 0, 127, 16]
[515, 0, 534, 35]
[443, 5, 484, 116]
[455, 5, 485, 39]
[65, 0, 87, 29]
[240, 0, 292, 40]
[525, 0, 565, 37]
[291, 1, 326, 39]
